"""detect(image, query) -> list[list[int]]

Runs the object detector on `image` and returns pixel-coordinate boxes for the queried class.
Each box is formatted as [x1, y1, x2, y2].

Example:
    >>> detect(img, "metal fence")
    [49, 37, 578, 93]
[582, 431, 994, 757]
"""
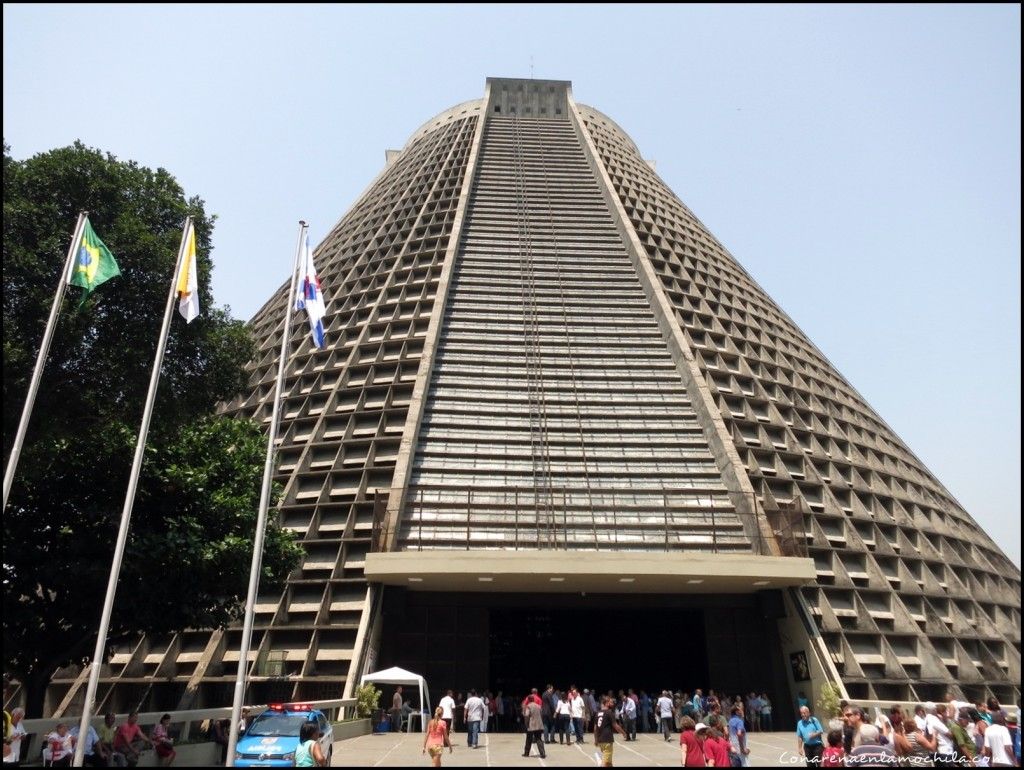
[16, 697, 356, 760]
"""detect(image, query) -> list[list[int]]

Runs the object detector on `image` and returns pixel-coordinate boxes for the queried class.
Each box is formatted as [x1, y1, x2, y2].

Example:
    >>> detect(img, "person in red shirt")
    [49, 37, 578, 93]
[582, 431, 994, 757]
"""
[521, 690, 542, 707]
[702, 719, 730, 768]
[821, 729, 845, 767]
[113, 711, 155, 764]
[679, 718, 706, 767]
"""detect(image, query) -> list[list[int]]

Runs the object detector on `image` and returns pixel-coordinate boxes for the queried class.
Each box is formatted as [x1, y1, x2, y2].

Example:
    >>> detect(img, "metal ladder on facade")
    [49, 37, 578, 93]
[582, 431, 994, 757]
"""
[535, 120, 598, 550]
[510, 115, 557, 547]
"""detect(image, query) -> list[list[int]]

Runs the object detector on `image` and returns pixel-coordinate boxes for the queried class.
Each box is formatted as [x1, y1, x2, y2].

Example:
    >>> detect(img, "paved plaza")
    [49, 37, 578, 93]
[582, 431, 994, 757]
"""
[332, 730, 801, 767]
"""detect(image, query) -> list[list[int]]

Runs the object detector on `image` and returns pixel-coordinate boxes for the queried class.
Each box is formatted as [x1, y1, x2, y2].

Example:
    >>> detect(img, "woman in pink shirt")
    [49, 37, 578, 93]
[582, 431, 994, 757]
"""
[152, 713, 177, 766]
[421, 707, 453, 767]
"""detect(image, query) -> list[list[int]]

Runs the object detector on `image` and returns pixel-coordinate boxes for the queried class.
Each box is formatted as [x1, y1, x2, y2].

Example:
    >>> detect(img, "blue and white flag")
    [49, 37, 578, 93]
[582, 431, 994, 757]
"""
[294, 234, 326, 348]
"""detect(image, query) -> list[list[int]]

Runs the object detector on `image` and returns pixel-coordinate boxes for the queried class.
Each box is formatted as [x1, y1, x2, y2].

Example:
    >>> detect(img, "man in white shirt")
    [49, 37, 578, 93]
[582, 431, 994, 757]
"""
[656, 690, 675, 742]
[569, 687, 586, 745]
[913, 704, 928, 733]
[925, 702, 955, 763]
[3, 708, 26, 766]
[439, 690, 456, 734]
[620, 693, 637, 741]
[464, 690, 485, 749]
[984, 713, 1016, 767]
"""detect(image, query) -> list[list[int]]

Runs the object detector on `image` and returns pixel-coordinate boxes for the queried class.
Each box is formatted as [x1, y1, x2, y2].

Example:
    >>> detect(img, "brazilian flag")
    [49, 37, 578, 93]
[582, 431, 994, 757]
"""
[68, 217, 121, 304]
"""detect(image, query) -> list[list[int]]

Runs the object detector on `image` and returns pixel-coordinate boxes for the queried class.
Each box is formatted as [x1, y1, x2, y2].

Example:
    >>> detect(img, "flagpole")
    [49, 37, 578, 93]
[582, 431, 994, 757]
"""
[2, 211, 88, 512]
[73, 217, 193, 768]
[226, 221, 308, 767]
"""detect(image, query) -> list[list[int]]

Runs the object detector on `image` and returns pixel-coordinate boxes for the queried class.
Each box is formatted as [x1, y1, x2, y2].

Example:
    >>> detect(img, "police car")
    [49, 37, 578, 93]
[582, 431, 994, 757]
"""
[234, 703, 334, 767]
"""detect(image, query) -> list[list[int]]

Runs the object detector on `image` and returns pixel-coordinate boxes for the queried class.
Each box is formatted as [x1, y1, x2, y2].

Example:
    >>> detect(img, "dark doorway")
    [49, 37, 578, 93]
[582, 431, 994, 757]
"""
[379, 590, 793, 726]
[490, 607, 709, 695]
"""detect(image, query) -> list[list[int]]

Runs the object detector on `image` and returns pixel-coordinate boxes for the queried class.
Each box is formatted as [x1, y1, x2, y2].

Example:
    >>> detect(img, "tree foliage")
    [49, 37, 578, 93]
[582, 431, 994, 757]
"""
[817, 682, 843, 718]
[2, 142, 302, 716]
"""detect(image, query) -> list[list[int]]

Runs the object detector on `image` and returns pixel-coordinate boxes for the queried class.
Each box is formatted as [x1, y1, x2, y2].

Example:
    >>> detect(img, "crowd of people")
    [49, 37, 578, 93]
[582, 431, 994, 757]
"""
[1, 709, 176, 768]
[399, 685, 1023, 768]
[389, 685, 774, 738]
[392, 683, 773, 767]
[795, 694, 1021, 767]
[6, 686, 1018, 768]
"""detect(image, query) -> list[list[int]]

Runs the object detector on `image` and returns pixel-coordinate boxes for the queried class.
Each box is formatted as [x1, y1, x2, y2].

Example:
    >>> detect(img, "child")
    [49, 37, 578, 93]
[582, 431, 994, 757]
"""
[821, 728, 845, 767]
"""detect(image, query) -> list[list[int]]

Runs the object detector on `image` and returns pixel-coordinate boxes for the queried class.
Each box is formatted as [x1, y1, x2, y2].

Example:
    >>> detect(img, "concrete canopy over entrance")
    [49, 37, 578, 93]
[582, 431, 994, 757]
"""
[365, 550, 815, 593]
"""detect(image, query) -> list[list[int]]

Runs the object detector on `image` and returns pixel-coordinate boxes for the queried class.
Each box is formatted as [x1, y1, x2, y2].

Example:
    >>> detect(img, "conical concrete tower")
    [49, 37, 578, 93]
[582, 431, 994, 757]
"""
[52, 77, 1019, 718]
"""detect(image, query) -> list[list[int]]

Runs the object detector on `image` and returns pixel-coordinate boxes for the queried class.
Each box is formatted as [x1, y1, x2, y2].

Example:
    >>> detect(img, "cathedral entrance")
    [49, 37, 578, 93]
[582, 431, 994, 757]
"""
[488, 605, 708, 697]
[377, 589, 793, 725]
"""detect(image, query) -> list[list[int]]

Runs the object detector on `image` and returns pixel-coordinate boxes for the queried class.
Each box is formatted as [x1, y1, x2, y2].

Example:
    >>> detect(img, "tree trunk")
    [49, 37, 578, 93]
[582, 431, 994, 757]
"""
[23, 669, 55, 718]
[18, 632, 112, 718]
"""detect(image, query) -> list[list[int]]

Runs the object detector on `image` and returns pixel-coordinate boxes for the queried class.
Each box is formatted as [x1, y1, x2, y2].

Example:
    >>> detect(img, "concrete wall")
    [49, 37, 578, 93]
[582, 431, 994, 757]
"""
[775, 588, 843, 721]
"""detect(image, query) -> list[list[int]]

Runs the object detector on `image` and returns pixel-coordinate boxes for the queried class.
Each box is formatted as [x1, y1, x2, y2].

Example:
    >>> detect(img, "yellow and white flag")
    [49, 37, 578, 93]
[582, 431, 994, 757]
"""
[176, 221, 199, 323]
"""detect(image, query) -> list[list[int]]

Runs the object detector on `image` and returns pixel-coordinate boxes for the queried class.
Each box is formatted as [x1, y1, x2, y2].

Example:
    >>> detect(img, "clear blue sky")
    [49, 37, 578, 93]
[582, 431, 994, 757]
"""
[4, 4, 1020, 565]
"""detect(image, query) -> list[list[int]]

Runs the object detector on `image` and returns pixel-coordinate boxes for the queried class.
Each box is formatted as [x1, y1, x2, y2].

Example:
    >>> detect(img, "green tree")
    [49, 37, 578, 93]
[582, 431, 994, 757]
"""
[817, 682, 843, 719]
[2, 142, 302, 716]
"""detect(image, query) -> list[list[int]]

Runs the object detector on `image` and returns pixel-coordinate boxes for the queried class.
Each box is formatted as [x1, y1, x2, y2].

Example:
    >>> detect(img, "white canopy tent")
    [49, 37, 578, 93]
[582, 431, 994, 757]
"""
[361, 666, 432, 732]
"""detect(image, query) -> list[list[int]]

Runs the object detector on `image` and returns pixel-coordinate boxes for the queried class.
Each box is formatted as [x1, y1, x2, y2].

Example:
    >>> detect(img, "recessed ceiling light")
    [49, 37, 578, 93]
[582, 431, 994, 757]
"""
[753, 580, 770, 586]
[407, 577, 423, 582]
[549, 577, 565, 582]
[619, 578, 635, 583]
[687, 579, 704, 584]
[478, 577, 493, 582]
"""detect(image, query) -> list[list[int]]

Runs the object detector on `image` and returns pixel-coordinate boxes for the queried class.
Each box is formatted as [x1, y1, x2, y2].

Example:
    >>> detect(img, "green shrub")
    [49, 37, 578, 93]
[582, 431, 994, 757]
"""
[356, 682, 381, 719]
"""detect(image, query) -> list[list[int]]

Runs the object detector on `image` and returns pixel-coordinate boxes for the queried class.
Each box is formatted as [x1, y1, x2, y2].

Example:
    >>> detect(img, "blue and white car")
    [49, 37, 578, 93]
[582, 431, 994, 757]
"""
[234, 703, 334, 767]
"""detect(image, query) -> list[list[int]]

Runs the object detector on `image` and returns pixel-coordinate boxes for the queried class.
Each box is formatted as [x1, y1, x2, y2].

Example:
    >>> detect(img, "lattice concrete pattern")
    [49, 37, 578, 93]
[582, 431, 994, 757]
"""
[48, 77, 1019, 716]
